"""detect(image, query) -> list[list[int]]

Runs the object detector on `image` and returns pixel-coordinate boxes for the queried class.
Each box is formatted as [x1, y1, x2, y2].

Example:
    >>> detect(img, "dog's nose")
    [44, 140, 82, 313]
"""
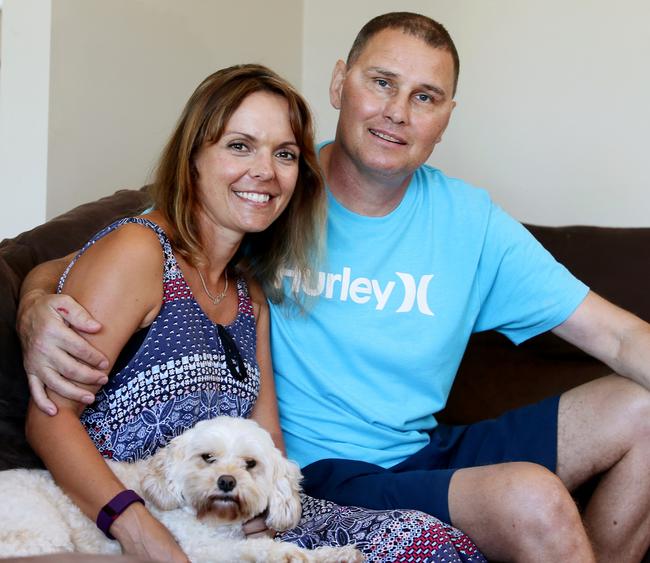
[217, 474, 236, 493]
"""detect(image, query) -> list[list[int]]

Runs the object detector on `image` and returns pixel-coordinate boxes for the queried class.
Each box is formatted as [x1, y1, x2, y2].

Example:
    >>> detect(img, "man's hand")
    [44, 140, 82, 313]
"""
[17, 290, 109, 415]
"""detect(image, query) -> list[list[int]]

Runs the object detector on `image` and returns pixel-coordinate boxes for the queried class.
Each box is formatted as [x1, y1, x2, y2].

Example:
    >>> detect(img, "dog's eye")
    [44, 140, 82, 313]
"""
[201, 453, 216, 464]
[245, 459, 257, 469]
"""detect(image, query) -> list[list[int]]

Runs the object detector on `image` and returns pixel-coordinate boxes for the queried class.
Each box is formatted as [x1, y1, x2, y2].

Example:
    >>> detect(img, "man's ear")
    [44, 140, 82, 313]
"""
[329, 60, 347, 110]
[435, 100, 457, 145]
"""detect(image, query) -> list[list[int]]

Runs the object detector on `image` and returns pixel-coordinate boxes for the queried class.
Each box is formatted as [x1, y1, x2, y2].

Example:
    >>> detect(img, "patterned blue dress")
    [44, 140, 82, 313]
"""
[58, 218, 486, 563]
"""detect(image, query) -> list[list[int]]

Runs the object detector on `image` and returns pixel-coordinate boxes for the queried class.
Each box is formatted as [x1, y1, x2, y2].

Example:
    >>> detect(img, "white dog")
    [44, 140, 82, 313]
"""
[0, 416, 363, 562]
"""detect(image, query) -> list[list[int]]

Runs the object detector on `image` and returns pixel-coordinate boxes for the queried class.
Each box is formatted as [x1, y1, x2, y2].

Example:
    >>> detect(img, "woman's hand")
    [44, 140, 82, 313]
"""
[111, 503, 190, 563]
[17, 290, 110, 415]
[243, 512, 276, 539]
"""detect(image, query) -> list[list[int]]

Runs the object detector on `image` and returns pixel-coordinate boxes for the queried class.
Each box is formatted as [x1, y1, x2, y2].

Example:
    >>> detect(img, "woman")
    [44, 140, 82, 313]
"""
[26, 63, 323, 561]
[25, 64, 485, 562]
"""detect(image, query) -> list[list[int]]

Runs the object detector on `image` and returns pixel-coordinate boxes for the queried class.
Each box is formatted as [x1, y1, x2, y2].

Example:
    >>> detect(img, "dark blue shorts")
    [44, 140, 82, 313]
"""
[301, 395, 560, 524]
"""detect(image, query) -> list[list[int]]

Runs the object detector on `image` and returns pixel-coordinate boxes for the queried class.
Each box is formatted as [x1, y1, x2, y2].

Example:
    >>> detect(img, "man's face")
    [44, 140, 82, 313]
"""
[330, 28, 456, 181]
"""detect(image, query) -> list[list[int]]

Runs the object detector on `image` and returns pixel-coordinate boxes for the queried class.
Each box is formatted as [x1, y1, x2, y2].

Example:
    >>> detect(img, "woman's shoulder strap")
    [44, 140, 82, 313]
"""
[57, 217, 179, 293]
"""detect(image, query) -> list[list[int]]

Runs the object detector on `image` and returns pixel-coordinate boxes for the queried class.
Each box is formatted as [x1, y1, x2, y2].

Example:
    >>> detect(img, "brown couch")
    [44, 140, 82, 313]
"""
[1, 187, 649, 559]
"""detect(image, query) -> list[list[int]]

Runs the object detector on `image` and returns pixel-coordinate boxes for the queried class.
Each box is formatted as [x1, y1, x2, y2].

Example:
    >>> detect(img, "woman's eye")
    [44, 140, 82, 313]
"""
[201, 453, 215, 464]
[245, 459, 257, 469]
[276, 150, 297, 161]
[229, 142, 248, 152]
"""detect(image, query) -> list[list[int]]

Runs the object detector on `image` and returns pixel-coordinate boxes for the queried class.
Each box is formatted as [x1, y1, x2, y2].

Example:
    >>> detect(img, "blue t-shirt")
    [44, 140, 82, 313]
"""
[270, 157, 589, 469]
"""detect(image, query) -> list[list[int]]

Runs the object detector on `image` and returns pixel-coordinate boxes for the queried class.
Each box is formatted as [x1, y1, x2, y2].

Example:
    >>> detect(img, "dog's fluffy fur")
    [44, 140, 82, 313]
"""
[0, 416, 362, 562]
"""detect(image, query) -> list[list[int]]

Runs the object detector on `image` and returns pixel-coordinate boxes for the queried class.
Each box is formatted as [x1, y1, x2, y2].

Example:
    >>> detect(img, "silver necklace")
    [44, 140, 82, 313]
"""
[197, 268, 229, 306]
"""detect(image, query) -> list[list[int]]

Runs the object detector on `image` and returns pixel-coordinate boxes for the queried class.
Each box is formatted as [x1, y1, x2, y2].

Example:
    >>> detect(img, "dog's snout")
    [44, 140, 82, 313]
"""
[217, 474, 236, 492]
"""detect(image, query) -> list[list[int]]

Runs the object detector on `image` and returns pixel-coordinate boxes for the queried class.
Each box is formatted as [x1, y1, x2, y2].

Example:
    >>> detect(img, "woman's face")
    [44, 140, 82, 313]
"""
[193, 91, 300, 238]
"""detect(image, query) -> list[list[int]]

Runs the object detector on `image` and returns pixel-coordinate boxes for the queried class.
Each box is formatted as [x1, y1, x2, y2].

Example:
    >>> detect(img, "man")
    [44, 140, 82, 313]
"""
[18, 12, 650, 562]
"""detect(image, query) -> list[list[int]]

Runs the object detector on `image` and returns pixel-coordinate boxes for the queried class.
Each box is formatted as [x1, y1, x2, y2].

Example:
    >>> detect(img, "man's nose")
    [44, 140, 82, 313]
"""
[384, 93, 409, 124]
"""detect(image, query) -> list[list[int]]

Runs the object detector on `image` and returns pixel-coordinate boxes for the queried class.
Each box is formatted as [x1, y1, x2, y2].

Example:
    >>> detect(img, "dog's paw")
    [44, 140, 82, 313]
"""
[307, 544, 365, 563]
[264, 540, 312, 562]
[235, 539, 364, 563]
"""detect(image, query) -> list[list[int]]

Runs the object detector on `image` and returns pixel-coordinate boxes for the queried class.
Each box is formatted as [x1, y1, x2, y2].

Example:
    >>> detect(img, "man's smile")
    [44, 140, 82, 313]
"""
[369, 128, 407, 145]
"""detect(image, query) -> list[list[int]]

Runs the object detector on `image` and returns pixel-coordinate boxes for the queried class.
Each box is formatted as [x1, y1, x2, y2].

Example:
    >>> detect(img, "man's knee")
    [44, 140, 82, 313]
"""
[558, 376, 650, 481]
[615, 376, 650, 420]
[451, 462, 579, 526]
[450, 463, 591, 559]
[502, 463, 581, 532]
[597, 375, 650, 440]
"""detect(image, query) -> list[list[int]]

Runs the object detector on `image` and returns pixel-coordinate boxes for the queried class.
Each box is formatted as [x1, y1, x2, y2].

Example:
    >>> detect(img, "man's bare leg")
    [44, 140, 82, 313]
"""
[449, 462, 595, 562]
[557, 375, 650, 562]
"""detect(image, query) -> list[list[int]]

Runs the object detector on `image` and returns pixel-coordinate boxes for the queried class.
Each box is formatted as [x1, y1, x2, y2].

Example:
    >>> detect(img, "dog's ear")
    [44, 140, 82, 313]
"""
[140, 440, 185, 510]
[265, 451, 303, 531]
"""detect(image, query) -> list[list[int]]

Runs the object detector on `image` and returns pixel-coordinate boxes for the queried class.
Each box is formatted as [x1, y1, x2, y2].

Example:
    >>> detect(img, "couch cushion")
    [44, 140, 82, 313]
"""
[0, 187, 151, 469]
[0, 253, 36, 468]
[528, 225, 650, 321]
[439, 224, 650, 424]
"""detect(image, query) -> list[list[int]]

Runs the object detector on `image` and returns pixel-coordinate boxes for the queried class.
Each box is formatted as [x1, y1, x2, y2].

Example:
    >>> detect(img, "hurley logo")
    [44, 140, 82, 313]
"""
[279, 267, 434, 316]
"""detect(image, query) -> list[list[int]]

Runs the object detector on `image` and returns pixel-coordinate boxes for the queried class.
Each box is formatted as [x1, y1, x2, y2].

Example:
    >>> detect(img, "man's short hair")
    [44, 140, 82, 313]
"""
[347, 12, 460, 96]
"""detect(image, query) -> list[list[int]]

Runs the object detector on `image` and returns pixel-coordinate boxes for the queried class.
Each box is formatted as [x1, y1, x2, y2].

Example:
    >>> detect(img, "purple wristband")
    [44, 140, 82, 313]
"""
[96, 489, 145, 540]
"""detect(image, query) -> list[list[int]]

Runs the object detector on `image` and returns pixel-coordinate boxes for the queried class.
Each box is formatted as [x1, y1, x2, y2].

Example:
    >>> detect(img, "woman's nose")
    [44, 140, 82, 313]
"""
[250, 152, 274, 181]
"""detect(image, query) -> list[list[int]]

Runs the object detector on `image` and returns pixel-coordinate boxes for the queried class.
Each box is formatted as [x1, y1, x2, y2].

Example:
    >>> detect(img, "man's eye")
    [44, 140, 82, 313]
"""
[415, 93, 432, 103]
[201, 453, 216, 464]
[375, 78, 390, 88]
[245, 459, 257, 469]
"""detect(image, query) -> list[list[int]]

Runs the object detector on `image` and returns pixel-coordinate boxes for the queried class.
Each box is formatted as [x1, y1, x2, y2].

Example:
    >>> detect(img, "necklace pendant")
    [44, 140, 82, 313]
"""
[198, 267, 229, 307]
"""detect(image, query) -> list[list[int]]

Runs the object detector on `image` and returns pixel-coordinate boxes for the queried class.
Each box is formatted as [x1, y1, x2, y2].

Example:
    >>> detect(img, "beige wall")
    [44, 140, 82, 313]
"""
[304, 0, 650, 227]
[1, 1, 649, 240]
[46, 0, 303, 220]
[0, 0, 51, 238]
[0, 0, 303, 239]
